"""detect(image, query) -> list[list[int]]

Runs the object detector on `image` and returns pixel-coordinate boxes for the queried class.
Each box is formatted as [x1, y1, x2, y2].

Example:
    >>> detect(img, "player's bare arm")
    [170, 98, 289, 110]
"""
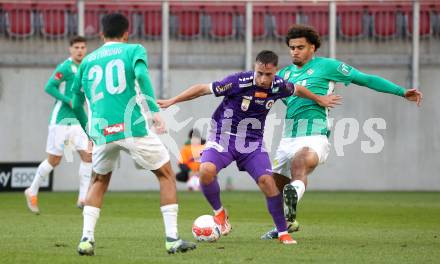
[157, 84, 211, 108]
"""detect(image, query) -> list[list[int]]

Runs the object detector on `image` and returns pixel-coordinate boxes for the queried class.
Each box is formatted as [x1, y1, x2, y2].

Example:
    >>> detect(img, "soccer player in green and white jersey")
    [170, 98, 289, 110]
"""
[25, 36, 92, 214]
[261, 24, 423, 240]
[71, 14, 196, 255]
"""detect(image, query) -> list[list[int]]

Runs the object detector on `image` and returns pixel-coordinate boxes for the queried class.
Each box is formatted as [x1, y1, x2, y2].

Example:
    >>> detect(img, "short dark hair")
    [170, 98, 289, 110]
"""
[189, 129, 201, 139]
[285, 24, 321, 51]
[255, 50, 278, 66]
[102, 13, 129, 38]
[70, 36, 86, 46]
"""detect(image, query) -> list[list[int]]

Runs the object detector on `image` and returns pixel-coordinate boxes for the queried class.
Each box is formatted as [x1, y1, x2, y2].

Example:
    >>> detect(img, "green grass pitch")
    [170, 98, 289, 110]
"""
[1, 191, 439, 263]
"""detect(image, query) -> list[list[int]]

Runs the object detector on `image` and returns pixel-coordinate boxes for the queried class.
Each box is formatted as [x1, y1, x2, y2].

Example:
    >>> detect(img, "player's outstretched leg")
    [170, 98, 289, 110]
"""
[24, 157, 58, 214]
[77, 171, 110, 256]
[199, 162, 231, 236]
[153, 161, 196, 253]
[257, 174, 297, 244]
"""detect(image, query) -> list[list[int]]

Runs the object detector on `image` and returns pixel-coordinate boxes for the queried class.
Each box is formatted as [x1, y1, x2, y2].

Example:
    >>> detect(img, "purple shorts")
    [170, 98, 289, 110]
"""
[200, 143, 271, 182]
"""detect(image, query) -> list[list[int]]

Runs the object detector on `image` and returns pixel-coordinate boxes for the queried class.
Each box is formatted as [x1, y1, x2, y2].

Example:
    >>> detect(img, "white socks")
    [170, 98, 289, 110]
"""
[290, 180, 306, 201]
[160, 204, 179, 240]
[29, 159, 53, 195]
[78, 162, 92, 202]
[82, 206, 100, 241]
[214, 206, 224, 216]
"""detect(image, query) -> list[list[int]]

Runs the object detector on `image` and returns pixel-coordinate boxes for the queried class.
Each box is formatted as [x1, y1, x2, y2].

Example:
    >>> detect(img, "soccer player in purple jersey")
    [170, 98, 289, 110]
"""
[158, 50, 341, 244]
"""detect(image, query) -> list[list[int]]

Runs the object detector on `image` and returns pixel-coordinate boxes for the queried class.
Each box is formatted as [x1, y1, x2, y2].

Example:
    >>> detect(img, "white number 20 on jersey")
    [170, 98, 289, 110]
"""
[88, 59, 127, 102]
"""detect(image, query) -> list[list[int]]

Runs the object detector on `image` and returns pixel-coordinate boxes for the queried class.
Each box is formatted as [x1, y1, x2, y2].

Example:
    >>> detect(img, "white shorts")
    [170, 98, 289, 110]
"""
[46, 125, 89, 156]
[92, 133, 170, 175]
[272, 135, 330, 178]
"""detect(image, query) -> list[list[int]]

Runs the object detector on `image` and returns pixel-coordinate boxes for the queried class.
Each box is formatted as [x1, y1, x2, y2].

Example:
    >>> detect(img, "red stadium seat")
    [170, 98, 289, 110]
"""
[139, 4, 162, 38]
[368, 5, 401, 38]
[301, 4, 329, 37]
[36, 3, 72, 37]
[204, 5, 238, 39]
[83, 3, 103, 37]
[237, 5, 268, 39]
[3, 3, 35, 37]
[337, 4, 367, 38]
[402, 4, 432, 37]
[171, 4, 202, 38]
[268, 5, 300, 39]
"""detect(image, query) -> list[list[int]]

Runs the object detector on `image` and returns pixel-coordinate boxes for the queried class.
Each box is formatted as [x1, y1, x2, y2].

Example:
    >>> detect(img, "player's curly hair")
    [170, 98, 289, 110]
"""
[285, 24, 321, 51]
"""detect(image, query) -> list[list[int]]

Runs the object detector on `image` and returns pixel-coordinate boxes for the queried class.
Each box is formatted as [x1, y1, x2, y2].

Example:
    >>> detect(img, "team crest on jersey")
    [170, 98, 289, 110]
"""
[307, 69, 314, 75]
[283, 71, 291, 80]
[54, 72, 63, 81]
[265, 99, 275, 110]
[241, 97, 251, 111]
[71, 65, 77, 73]
[338, 63, 352, 76]
[103, 123, 125, 136]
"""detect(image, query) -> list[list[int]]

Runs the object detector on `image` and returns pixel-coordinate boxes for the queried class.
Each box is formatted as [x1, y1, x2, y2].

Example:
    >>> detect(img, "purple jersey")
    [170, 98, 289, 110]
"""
[208, 71, 294, 150]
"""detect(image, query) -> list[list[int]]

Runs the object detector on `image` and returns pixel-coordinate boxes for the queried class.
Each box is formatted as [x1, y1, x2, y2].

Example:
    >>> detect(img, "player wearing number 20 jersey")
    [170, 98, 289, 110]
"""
[71, 14, 196, 256]
[72, 42, 158, 145]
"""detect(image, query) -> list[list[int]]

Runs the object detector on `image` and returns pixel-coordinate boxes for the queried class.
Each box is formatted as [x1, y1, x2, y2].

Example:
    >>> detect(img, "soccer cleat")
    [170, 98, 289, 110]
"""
[24, 188, 40, 214]
[283, 184, 298, 222]
[213, 208, 232, 236]
[279, 233, 297, 245]
[165, 237, 196, 254]
[260, 220, 300, 240]
[77, 237, 95, 256]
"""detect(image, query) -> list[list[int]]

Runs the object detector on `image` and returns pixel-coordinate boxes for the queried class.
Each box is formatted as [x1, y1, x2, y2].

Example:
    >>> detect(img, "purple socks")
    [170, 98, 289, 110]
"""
[200, 178, 222, 211]
[266, 194, 287, 233]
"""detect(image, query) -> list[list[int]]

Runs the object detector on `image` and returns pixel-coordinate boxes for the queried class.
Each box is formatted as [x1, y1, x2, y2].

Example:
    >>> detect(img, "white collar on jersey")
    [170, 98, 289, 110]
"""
[103, 41, 121, 46]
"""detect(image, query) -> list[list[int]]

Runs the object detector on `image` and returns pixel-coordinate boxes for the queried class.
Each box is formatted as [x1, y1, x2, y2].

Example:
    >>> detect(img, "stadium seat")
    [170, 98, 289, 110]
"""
[36, 3, 72, 37]
[171, 4, 202, 39]
[204, 5, 238, 39]
[368, 5, 403, 38]
[402, 4, 433, 37]
[103, 4, 139, 37]
[268, 5, 300, 39]
[337, 4, 367, 38]
[139, 4, 162, 38]
[82, 3, 103, 37]
[301, 4, 329, 37]
[237, 5, 268, 39]
[434, 3, 440, 37]
[3, 3, 35, 37]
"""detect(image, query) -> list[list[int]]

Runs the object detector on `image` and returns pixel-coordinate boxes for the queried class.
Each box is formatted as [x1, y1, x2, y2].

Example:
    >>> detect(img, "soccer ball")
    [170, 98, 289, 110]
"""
[192, 215, 221, 242]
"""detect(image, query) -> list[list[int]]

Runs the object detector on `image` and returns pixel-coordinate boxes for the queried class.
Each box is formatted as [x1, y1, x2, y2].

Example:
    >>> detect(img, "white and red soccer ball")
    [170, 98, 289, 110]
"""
[192, 215, 221, 242]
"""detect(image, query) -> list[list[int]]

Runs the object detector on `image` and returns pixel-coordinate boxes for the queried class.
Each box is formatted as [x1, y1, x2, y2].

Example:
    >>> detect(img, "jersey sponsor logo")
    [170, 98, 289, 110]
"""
[254, 91, 267, 98]
[265, 99, 275, 110]
[241, 97, 251, 111]
[338, 63, 352, 76]
[54, 72, 63, 81]
[103, 123, 125, 136]
[255, 99, 265, 105]
[307, 69, 314, 75]
[215, 83, 233, 94]
[239, 82, 253, 88]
